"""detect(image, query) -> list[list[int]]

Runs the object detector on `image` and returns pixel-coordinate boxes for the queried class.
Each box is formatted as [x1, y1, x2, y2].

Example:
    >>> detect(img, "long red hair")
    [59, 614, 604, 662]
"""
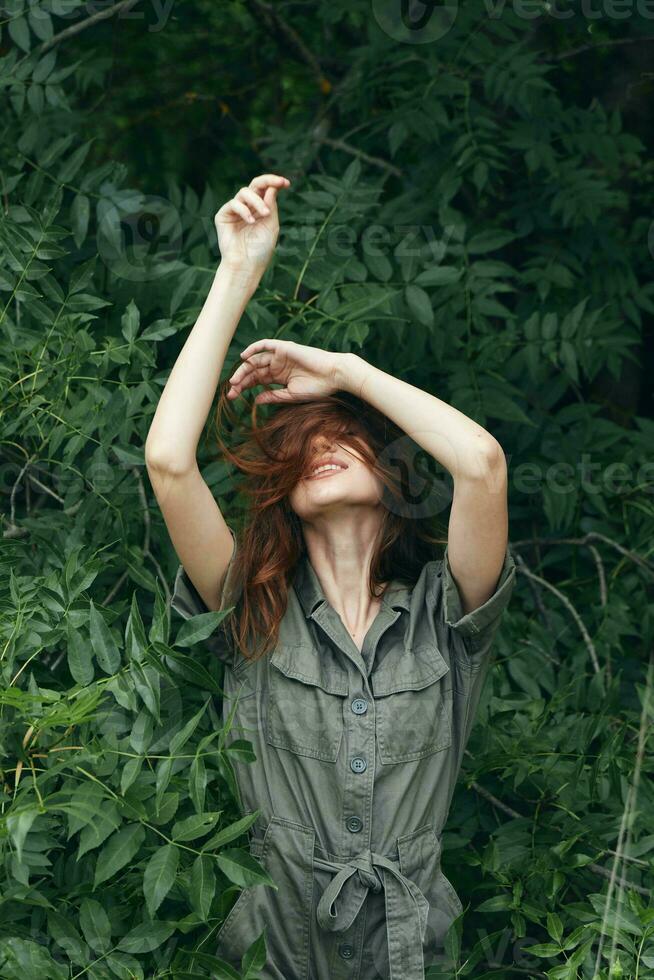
[211, 359, 447, 663]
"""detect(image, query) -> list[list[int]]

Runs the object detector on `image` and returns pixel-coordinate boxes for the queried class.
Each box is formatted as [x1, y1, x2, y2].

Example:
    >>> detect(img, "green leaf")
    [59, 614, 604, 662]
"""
[174, 611, 230, 649]
[414, 266, 462, 287]
[215, 848, 277, 889]
[559, 339, 579, 383]
[121, 757, 143, 795]
[203, 812, 260, 851]
[482, 388, 534, 426]
[155, 757, 174, 812]
[363, 250, 393, 282]
[169, 699, 209, 756]
[405, 284, 434, 327]
[93, 824, 145, 888]
[467, 230, 517, 253]
[121, 299, 140, 342]
[189, 754, 208, 814]
[125, 591, 148, 663]
[116, 921, 175, 954]
[33, 51, 57, 82]
[6, 809, 38, 864]
[28, 8, 54, 42]
[71, 194, 90, 249]
[58, 141, 93, 183]
[66, 623, 94, 686]
[79, 898, 112, 954]
[9, 15, 31, 53]
[476, 894, 514, 912]
[89, 599, 121, 675]
[241, 929, 268, 975]
[541, 312, 558, 339]
[522, 942, 561, 956]
[46, 910, 88, 963]
[143, 844, 179, 916]
[547, 912, 563, 943]
[171, 811, 222, 842]
[190, 854, 216, 921]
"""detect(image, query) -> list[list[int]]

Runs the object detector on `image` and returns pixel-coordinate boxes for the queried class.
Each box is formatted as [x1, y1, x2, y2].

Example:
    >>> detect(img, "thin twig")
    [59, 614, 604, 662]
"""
[40, 0, 141, 54]
[511, 534, 653, 576]
[587, 544, 607, 607]
[595, 651, 654, 970]
[543, 34, 654, 63]
[524, 573, 553, 632]
[311, 134, 404, 177]
[513, 552, 601, 675]
[246, 0, 325, 85]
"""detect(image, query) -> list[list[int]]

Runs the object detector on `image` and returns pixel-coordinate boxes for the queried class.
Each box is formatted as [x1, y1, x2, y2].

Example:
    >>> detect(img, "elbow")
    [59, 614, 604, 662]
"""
[458, 437, 507, 484]
[145, 441, 196, 477]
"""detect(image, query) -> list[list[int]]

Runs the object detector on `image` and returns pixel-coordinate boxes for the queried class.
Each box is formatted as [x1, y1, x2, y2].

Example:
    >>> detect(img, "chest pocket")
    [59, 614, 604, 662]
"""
[265, 643, 348, 763]
[372, 643, 452, 764]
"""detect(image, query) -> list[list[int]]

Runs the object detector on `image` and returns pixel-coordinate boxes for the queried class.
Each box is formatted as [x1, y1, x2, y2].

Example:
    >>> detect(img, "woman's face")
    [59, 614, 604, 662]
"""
[288, 429, 385, 521]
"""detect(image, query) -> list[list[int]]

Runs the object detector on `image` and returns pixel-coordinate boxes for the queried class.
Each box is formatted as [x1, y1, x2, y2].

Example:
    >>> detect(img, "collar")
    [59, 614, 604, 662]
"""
[293, 552, 412, 618]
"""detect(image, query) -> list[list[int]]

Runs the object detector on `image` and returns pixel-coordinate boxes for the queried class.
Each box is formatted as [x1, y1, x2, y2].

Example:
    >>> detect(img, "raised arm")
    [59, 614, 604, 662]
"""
[145, 173, 290, 612]
[339, 355, 509, 617]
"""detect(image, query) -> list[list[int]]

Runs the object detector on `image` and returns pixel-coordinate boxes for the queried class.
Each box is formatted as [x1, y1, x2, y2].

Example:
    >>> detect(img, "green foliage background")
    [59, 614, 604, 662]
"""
[1, 1, 653, 977]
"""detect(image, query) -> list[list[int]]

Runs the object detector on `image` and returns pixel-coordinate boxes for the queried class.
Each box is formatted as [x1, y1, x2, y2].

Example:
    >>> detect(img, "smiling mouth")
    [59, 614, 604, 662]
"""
[307, 465, 348, 481]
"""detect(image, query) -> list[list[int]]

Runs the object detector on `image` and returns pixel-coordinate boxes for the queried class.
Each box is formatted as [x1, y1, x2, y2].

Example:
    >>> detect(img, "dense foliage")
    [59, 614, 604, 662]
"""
[1, 1, 653, 977]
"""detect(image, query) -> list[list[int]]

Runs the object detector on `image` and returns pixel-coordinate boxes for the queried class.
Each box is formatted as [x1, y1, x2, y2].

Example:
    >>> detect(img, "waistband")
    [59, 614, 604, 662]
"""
[250, 834, 429, 980]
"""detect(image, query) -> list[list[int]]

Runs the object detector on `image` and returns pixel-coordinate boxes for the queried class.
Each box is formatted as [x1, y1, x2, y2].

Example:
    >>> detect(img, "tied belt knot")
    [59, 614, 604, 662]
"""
[315, 848, 429, 980]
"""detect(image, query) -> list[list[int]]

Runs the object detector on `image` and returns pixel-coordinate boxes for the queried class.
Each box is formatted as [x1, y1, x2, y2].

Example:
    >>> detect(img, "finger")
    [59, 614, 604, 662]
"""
[224, 199, 256, 224]
[229, 357, 273, 387]
[229, 362, 277, 395]
[249, 174, 291, 191]
[263, 183, 290, 209]
[240, 338, 286, 360]
[235, 187, 271, 218]
[254, 389, 297, 404]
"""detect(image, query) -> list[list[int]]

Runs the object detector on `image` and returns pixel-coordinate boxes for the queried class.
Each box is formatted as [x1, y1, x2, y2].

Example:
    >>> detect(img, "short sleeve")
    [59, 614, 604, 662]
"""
[439, 543, 516, 661]
[170, 526, 243, 659]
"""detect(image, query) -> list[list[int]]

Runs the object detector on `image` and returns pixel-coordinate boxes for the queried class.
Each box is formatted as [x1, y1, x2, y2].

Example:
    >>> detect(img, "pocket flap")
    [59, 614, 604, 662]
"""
[372, 642, 449, 697]
[270, 643, 349, 696]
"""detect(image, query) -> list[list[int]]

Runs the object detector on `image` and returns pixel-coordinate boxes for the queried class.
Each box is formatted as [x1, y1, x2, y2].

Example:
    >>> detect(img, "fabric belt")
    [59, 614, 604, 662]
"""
[249, 835, 429, 979]
[313, 849, 429, 979]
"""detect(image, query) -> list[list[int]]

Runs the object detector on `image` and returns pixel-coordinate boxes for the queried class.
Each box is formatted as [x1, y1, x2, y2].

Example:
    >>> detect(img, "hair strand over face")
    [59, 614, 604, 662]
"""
[209, 363, 447, 663]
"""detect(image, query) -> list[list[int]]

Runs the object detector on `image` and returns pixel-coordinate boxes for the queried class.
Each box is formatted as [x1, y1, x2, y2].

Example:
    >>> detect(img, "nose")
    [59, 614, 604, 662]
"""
[312, 436, 336, 454]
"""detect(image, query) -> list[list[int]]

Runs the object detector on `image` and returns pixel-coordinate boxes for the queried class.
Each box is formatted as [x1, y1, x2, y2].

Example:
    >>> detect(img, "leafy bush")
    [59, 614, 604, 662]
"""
[1, 2, 653, 978]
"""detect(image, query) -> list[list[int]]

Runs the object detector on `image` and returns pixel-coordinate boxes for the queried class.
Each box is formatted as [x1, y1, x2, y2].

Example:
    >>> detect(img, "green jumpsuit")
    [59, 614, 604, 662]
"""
[171, 527, 516, 980]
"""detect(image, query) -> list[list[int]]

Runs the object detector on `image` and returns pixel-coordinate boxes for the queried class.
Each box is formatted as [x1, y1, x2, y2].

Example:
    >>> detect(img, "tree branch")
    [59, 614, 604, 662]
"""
[511, 533, 653, 577]
[513, 552, 601, 674]
[39, 0, 141, 54]
[312, 134, 404, 178]
[245, 0, 327, 88]
[542, 33, 654, 63]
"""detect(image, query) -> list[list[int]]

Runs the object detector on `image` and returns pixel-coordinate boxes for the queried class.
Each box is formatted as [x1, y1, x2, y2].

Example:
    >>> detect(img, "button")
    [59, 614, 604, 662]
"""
[338, 942, 355, 959]
[346, 815, 363, 833]
[351, 697, 368, 714]
[350, 757, 367, 773]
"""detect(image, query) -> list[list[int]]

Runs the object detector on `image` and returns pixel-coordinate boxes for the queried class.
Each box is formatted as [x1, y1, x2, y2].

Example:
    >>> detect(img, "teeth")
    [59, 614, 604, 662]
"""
[311, 464, 345, 476]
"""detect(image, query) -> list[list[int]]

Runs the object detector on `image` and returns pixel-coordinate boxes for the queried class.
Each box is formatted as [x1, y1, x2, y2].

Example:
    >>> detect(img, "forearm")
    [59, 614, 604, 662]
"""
[145, 262, 261, 473]
[338, 354, 505, 482]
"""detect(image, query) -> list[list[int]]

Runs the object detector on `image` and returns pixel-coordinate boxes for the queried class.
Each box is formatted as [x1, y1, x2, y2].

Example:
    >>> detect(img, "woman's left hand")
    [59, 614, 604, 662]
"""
[227, 339, 353, 404]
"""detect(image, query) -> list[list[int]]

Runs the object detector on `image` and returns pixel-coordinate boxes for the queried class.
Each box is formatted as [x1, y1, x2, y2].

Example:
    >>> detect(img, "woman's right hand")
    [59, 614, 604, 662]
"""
[214, 173, 291, 275]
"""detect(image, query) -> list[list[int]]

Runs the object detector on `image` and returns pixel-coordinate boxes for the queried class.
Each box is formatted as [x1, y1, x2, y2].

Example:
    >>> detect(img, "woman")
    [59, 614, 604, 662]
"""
[145, 173, 516, 980]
